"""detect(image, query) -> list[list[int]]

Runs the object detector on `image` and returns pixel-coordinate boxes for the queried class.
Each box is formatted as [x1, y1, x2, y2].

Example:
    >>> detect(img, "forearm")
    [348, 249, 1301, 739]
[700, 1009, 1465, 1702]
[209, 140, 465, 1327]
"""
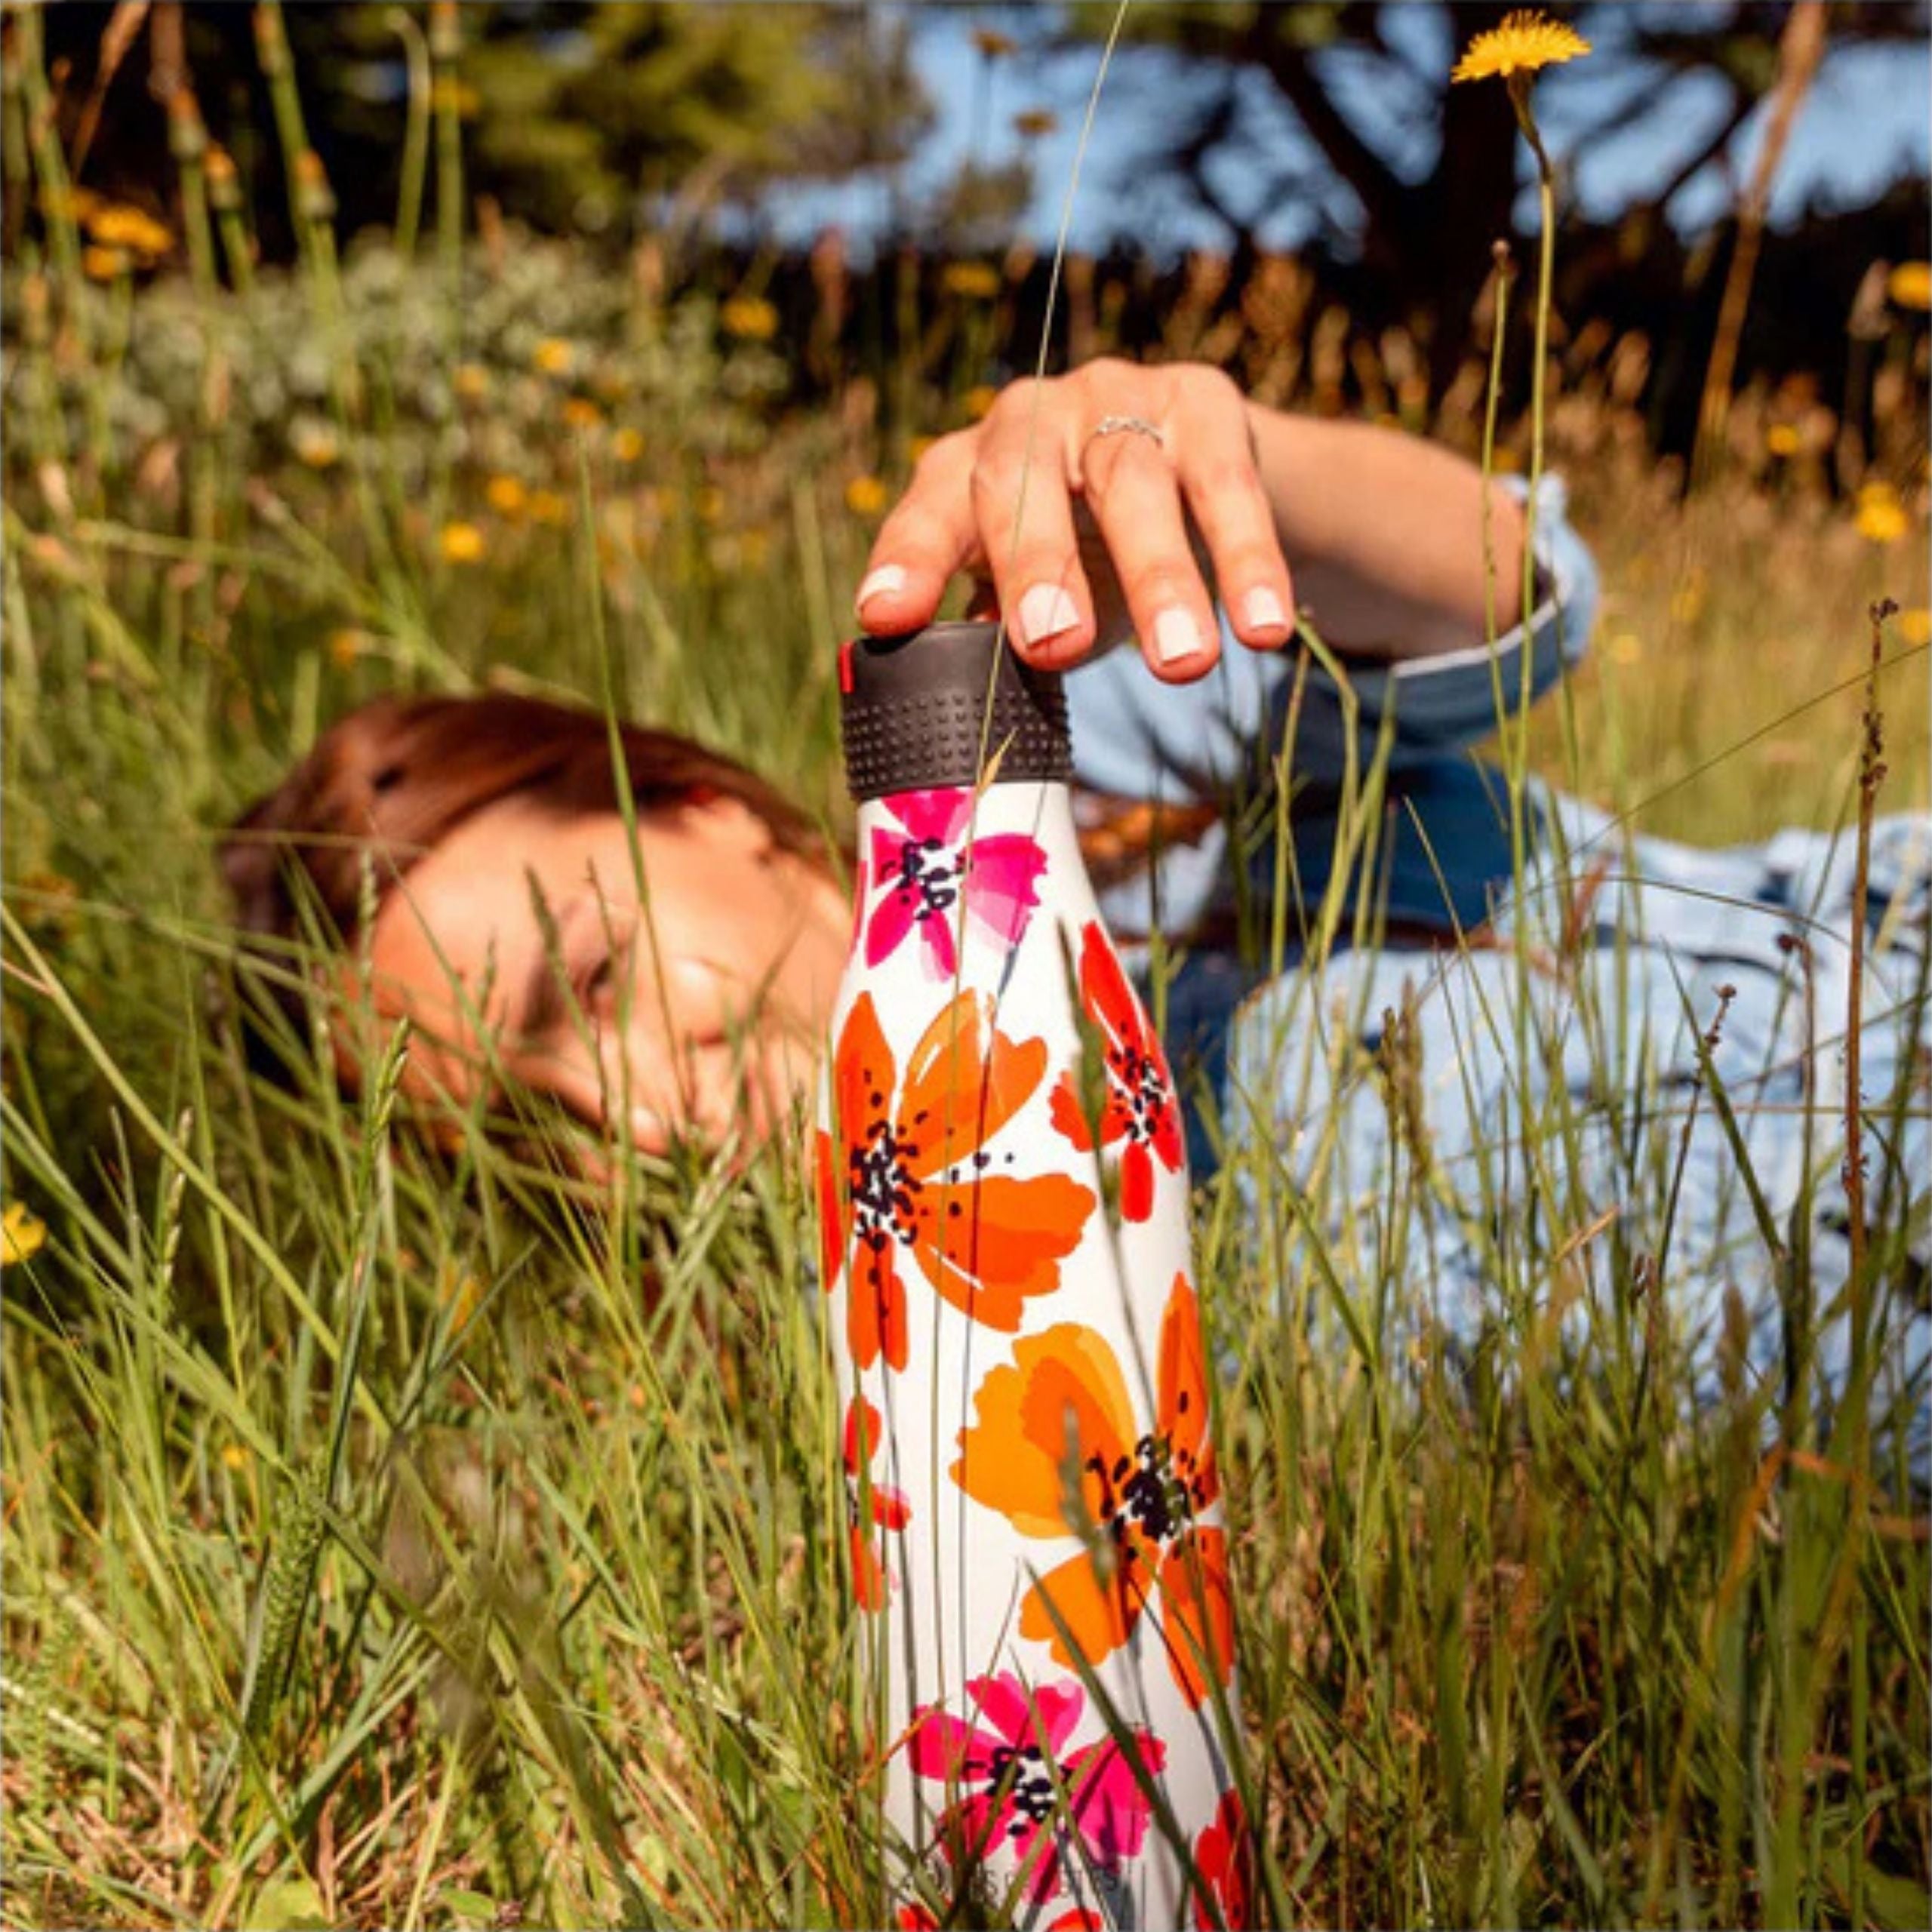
[1248, 408, 1530, 660]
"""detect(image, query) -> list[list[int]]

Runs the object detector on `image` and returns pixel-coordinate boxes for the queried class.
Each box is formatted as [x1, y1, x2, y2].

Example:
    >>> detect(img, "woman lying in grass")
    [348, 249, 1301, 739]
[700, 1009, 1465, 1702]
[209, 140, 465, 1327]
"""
[226, 359, 1930, 1473]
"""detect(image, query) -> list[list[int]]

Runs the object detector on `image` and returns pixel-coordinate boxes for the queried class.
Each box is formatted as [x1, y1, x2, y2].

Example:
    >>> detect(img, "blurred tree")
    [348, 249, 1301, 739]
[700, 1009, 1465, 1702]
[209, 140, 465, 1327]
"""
[1060, 1, 1930, 383]
[29, 2, 932, 251]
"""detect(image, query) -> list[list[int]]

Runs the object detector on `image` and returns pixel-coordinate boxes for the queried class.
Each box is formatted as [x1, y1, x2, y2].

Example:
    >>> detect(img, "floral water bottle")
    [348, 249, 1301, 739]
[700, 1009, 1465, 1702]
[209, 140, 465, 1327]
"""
[816, 621, 1251, 1930]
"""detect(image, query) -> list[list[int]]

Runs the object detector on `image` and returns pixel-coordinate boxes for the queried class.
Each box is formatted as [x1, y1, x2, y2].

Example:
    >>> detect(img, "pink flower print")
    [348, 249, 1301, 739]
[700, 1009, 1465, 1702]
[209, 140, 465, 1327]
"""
[904, 1672, 1166, 1903]
[866, 789, 1047, 980]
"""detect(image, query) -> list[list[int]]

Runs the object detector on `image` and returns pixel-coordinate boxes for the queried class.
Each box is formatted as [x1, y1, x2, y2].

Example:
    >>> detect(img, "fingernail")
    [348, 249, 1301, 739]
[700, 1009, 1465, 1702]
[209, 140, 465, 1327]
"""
[1152, 607, 1206, 666]
[854, 565, 907, 614]
[1243, 587, 1288, 633]
[1017, 584, 1081, 648]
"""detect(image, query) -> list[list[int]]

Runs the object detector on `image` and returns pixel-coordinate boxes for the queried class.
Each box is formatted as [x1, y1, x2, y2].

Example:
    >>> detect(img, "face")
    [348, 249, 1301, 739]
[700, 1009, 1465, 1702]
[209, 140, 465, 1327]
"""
[356, 791, 849, 1153]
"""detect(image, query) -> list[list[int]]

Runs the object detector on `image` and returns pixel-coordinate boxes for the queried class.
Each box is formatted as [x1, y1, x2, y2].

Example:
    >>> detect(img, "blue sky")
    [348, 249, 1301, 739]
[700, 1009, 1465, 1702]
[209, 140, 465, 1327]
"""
[770, 6, 1930, 257]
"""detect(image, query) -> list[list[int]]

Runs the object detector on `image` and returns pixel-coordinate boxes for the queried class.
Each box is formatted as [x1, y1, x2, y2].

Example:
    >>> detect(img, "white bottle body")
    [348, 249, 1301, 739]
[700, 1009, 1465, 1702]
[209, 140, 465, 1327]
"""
[817, 777, 1247, 1927]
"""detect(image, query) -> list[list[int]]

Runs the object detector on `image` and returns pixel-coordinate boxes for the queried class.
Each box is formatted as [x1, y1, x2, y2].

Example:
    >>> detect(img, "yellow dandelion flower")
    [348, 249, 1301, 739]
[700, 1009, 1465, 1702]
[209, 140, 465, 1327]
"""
[528, 488, 569, 526]
[721, 295, 780, 342]
[220, 1442, 251, 1472]
[1895, 608, 1930, 648]
[1854, 481, 1908, 546]
[964, 384, 998, 422]
[85, 203, 174, 257]
[1886, 261, 1931, 312]
[533, 337, 575, 377]
[612, 426, 645, 463]
[485, 475, 528, 517]
[328, 627, 368, 669]
[439, 520, 486, 563]
[1451, 10, 1592, 84]
[844, 474, 889, 517]
[561, 397, 604, 431]
[82, 245, 131, 282]
[941, 260, 1002, 300]
[1765, 423, 1801, 458]
[2, 1201, 48, 1269]
[431, 75, 481, 118]
[290, 419, 341, 469]
[453, 362, 490, 401]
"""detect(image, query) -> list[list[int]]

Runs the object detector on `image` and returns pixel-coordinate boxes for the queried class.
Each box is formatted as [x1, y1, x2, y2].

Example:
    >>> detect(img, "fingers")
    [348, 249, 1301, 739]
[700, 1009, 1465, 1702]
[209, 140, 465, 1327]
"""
[854, 432, 980, 636]
[1080, 426, 1223, 681]
[969, 388, 1095, 666]
[1173, 395, 1297, 653]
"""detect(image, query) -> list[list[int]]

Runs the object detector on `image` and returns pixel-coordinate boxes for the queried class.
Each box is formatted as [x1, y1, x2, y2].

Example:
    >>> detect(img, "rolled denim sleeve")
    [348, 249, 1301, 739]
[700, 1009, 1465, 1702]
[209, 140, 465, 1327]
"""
[1065, 472, 1600, 937]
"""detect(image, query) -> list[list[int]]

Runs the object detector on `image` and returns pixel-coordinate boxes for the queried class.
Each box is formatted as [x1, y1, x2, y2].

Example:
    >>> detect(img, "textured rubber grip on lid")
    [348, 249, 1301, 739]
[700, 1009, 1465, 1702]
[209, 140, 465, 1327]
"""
[841, 620, 1072, 801]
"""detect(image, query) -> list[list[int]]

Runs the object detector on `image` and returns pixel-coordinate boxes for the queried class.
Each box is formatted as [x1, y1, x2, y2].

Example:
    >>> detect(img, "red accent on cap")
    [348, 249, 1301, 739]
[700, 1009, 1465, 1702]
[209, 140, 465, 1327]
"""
[838, 638, 856, 694]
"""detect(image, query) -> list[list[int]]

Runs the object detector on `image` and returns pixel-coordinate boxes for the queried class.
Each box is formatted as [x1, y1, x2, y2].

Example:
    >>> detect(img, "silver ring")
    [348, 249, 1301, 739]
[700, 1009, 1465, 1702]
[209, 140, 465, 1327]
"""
[1085, 414, 1167, 451]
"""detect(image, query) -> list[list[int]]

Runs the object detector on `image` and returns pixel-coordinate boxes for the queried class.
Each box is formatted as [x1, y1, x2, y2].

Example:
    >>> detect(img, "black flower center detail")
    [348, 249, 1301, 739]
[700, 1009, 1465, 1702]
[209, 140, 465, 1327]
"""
[848, 1106, 924, 1251]
[984, 1743, 1058, 1829]
[1087, 1428, 1206, 1552]
[1106, 1041, 1172, 1146]
[894, 835, 961, 925]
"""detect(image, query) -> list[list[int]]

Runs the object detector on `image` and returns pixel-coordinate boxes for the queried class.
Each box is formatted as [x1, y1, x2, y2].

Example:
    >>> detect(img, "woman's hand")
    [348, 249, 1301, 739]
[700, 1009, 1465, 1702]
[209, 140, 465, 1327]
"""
[854, 359, 1297, 681]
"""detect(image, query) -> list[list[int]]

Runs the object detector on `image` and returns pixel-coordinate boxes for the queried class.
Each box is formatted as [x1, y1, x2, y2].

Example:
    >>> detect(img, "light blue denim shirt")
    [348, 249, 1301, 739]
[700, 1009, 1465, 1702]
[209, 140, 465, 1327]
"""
[1065, 475, 1601, 943]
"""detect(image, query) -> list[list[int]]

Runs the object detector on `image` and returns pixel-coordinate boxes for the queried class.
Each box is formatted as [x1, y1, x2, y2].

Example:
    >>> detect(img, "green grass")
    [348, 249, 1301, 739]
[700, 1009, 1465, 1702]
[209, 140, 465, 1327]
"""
[5, 15, 1931, 1926]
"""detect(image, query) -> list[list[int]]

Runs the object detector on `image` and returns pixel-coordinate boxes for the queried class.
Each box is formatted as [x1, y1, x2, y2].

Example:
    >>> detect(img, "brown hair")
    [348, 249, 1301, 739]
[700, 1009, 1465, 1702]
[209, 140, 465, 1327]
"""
[221, 691, 831, 956]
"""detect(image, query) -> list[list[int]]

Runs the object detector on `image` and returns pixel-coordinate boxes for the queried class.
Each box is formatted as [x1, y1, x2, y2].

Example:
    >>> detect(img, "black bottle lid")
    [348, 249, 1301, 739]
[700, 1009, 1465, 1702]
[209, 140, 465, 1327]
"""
[839, 620, 1073, 802]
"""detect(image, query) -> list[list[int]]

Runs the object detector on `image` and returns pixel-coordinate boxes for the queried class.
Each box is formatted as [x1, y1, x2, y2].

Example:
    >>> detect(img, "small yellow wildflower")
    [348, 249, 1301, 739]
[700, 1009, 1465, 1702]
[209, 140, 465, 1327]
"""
[1897, 608, 1931, 648]
[485, 474, 528, 517]
[844, 474, 889, 517]
[439, 520, 486, 563]
[220, 1442, 251, 1472]
[290, 419, 341, 469]
[1854, 481, 1908, 546]
[82, 245, 131, 282]
[1451, 10, 1592, 84]
[1607, 632, 1644, 667]
[612, 426, 645, 463]
[941, 260, 1001, 300]
[328, 627, 369, 669]
[1886, 261, 1931, 312]
[1765, 423, 1801, 458]
[721, 295, 780, 342]
[561, 397, 604, 431]
[430, 75, 481, 118]
[964, 384, 998, 421]
[85, 203, 174, 257]
[1013, 109, 1059, 140]
[453, 362, 490, 401]
[533, 337, 575, 377]
[528, 488, 569, 525]
[2, 1201, 47, 1269]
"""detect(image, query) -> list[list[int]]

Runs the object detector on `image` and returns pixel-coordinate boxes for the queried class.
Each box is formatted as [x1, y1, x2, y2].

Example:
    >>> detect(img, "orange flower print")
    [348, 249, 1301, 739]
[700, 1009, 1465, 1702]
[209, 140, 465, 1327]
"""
[1048, 921, 1184, 1220]
[817, 991, 1096, 1371]
[952, 1272, 1234, 1707]
[844, 1395, 911, 1611]
[1190, 1788, 1255, 1930]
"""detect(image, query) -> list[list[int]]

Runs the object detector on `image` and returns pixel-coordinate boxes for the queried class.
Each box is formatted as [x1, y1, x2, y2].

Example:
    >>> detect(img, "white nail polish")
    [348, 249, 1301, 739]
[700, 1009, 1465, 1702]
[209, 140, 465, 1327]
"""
[1152, 607, 1204, 665]
[855, 565, 907, 614]
[1017, 584, 1081, 648]
[1244, 586, 1288, 633]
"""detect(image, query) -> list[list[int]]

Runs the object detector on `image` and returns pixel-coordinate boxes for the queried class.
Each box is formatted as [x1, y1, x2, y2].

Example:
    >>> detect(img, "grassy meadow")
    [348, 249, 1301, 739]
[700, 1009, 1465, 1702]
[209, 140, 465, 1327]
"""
[5, 14, 1932, 1929]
